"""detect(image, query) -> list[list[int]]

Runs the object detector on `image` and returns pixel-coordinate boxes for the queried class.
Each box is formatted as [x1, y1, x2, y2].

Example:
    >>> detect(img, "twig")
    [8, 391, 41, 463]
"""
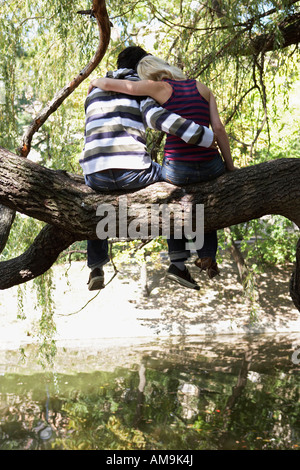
[57, 243, 119, 317]
[57, 290, 101, 316]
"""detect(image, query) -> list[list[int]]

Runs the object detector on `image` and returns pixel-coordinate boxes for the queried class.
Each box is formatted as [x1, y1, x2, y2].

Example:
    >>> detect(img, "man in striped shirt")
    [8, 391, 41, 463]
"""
[81, 46, 215, 290]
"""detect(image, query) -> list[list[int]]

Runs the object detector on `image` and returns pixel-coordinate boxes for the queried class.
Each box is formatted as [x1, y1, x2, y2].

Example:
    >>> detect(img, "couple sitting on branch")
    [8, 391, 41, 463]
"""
[80, 46, 237, 291]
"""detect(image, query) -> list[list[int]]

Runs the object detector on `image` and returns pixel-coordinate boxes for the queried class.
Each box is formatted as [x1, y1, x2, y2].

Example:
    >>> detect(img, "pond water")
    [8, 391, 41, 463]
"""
[0, 334, 299, 451]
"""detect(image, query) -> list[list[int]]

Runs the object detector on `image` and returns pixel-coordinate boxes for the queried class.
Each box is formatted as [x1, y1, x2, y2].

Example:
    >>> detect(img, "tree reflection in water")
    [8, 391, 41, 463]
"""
[0, 334, 299, 450]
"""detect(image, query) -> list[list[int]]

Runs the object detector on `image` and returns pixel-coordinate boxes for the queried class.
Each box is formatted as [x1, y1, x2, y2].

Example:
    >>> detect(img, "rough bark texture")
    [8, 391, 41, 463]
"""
[0, 148, 17, 252]
[0, 149, 300, 313]
[0, 205, 15, 253]
[246, 12, 300, 55]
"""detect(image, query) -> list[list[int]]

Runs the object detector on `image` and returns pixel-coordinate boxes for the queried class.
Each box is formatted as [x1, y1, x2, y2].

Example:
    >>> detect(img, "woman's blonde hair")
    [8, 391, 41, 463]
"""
[137, 55, 186, 81]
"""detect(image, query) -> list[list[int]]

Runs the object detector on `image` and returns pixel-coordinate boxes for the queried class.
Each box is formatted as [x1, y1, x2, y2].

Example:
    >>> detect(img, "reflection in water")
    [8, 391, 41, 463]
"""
[0, 334, 299, 450]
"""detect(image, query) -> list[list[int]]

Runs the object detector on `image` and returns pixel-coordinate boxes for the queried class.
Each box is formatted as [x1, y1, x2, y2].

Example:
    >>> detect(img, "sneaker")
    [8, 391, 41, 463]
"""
[166, 264, 200, 290]
[87, 268, 105, 291]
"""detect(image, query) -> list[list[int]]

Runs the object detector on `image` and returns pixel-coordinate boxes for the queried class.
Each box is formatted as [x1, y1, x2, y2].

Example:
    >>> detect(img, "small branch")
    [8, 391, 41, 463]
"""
[225, 85, 258, 125]
[77, 10, 95, 17]
[108, 237, 119, 278]
[57, 290, 101, 317]
[18, 0, 111, 158]
[57, 238, 119, 317]
[224, 227, 249, 284]
[250, 55, 269, 158]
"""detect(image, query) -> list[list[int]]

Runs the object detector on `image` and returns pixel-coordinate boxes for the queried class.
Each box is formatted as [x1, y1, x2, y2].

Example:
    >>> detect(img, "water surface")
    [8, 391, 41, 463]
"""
[0, 334, 299, 450]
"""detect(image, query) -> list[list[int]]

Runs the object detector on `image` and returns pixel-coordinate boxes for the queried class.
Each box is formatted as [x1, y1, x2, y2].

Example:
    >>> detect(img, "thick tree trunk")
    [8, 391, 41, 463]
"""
[0, 149, 300, 314]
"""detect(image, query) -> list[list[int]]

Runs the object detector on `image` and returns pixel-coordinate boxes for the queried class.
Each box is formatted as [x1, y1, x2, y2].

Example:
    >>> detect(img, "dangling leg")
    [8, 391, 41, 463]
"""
[87, 239, 110, 290]
[166, 237, 200, 290]
[195, 231, 220, 279]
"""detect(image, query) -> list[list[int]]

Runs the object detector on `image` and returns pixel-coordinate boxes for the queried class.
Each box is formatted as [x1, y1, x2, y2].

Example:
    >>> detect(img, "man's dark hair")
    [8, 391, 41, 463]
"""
[117, 46, 149, 71]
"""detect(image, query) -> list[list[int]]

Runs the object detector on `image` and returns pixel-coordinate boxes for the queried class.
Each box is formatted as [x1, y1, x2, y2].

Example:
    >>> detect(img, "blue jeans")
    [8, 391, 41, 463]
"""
[161, 155, 225, 263]
[161, 153, 225, 185]
[85, 162, 162, 269]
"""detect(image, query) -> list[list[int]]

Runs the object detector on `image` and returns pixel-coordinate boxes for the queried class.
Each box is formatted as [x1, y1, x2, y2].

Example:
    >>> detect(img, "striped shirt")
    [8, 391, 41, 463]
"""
[80, 69, 214, 175]
[163, 79, 219, 162]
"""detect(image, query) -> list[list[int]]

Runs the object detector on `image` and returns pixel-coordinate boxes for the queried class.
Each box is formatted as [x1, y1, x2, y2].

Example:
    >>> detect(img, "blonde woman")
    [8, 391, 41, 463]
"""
[89, 55, 237, 290]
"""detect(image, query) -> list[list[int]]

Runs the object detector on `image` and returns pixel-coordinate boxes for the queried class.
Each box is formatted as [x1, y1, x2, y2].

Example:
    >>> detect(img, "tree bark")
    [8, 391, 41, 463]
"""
[0, 147, 18, 254]
[246, 12, 300, 55]
[0, 205, 15, 253]
[0, 225, 76, 289]
[1, 152, 300, 235]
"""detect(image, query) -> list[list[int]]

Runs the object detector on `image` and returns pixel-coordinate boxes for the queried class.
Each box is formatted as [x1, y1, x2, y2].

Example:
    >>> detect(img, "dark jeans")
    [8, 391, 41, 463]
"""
[85, 162, 162, 269]
[161, 155, 225, 263]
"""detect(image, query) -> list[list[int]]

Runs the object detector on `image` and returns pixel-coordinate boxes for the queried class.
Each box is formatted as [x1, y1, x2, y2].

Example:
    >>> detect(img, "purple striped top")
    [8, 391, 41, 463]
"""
[163, 79, 218, 162]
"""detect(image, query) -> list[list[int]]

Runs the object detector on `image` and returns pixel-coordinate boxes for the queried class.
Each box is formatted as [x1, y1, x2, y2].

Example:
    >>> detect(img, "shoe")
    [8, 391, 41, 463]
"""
[195, 257, 220, 279]
[166, 264, 200, 290]
[87, 268, 105, 291]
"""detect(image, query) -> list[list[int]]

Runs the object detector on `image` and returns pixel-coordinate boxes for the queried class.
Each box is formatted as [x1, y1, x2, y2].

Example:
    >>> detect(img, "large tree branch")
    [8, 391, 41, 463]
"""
[193, 9, 300, 76]
[0, 150, 300, 311]
[0, 205, 15, 253]
[0, 147, 17, 252]
[246, 12, 300, 55]
[0, 224, 76, 289]
[1, 152, 300, 236]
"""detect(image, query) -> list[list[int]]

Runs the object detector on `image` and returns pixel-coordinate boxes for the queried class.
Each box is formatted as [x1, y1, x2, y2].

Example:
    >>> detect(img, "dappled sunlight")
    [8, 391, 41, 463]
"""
[134, 255, 300, 336]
